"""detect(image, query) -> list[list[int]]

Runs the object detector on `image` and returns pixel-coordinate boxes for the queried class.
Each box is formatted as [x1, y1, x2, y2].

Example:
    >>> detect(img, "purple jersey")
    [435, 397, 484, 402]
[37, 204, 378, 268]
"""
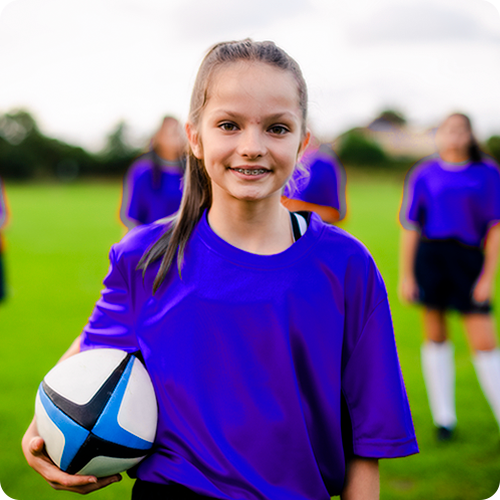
[285, 147, 347, 220]
[81, 212, 417, 499]
[120, 153, 184, 227]
[400, 154, 500, 247]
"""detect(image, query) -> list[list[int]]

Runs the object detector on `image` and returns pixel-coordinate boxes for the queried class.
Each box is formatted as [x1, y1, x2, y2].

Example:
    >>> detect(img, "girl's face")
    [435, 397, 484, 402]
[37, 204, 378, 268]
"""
[187, 61, 309, 205]
[436, 115, 471, 156]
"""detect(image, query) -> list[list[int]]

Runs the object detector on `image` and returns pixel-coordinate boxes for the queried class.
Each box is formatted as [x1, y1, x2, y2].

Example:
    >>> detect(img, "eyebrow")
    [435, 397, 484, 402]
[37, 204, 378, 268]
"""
[210, 110, 299, 122]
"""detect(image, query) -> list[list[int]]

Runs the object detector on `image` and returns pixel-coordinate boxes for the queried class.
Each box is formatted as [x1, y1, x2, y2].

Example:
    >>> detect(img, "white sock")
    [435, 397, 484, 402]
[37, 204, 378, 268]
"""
[473, 348, 500, 431]
[421, 341, 457, 429]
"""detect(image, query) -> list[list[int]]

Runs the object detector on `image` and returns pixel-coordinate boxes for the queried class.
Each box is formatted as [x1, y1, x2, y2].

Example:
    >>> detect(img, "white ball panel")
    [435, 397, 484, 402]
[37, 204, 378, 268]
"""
[44, 349, 127, 405]
[35, 392, 65, 468]
[77, 455, 146, 477]
[117, 358, 158, 442]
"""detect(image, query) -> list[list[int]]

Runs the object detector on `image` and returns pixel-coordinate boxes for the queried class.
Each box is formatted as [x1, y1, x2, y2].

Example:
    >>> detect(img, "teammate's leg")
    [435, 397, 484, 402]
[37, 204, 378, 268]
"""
[463, 313, 500, 432]
[421, 308, 457, 439]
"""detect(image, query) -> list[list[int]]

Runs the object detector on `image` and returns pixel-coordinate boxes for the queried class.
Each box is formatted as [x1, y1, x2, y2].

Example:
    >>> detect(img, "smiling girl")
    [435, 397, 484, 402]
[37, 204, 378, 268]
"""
[23, 39, 418, 500]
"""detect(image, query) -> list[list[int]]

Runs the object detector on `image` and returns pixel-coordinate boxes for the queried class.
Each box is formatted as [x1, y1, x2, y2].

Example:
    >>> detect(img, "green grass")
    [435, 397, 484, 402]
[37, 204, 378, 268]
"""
[0, 176, 499, 500]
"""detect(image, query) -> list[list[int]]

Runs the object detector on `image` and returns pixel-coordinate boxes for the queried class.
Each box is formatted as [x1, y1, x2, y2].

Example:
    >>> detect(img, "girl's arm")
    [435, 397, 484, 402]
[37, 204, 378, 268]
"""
[473, 221, 500, 303]
[398, 228, 420, 303]
[340, 457, 379, 500]
[21, 336, 122, 494]
[281, 195, 340, 224]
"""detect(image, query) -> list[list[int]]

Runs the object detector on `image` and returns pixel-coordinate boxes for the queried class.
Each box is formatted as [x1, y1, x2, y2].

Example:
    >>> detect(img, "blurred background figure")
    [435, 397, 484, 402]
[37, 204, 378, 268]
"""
[281, 138, 347, 224]
[0, 176, 9, 303]
[120, 116, 186, 229]
[399, 113, 500, 441]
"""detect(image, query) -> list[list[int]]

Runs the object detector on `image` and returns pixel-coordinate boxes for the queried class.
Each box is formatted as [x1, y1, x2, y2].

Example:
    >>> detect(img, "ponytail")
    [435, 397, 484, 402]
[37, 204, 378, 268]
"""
[137, 152, 212, 293]
[468, 136, 482, 163]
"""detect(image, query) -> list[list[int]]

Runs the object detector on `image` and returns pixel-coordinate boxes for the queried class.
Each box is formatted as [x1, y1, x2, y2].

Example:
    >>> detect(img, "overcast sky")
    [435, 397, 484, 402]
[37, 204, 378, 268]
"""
[1, 0, 500, 151]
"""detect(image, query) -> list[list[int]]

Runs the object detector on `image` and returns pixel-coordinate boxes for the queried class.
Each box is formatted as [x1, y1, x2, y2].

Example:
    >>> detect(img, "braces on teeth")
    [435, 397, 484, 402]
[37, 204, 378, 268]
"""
[235, 169, 267, 175]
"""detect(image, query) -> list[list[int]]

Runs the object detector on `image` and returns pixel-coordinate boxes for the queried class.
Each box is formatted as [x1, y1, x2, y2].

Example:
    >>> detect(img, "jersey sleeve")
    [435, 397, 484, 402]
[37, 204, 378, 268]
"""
[80, 245, 140, 353]
[484, 162, 500, 225]
[341, 250, 418, 458]
[399, 163, 425, 231]
[120, 160, 148, 227]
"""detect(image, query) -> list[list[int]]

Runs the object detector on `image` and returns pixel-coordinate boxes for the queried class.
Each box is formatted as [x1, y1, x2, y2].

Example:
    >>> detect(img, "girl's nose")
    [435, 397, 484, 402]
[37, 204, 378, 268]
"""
[238, 129, 265, 159]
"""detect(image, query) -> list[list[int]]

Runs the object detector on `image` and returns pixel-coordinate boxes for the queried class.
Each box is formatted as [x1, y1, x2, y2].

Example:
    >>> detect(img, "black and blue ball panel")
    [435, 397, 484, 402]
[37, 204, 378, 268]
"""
[35, 349, 158, 477]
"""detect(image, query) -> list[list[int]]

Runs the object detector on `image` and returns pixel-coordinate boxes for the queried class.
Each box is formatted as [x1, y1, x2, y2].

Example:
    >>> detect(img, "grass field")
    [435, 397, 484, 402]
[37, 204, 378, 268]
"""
[0, 175, 499, 500]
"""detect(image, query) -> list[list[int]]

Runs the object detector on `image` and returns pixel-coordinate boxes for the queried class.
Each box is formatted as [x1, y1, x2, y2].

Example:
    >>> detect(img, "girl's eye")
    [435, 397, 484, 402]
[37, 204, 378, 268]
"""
[269, 125, 289, 135]
[219, 122, 238, 132]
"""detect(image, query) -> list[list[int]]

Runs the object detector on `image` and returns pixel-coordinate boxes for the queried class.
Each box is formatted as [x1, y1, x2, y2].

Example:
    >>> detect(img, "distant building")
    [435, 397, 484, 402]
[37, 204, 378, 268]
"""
[366, 117, 437, 158]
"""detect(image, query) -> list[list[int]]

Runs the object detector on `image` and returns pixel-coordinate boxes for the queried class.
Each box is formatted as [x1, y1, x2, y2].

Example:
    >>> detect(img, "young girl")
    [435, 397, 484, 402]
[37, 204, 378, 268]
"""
[23, 39, 418, 499]
[120, 116, 186, 229]
[399, 113, 500, 441]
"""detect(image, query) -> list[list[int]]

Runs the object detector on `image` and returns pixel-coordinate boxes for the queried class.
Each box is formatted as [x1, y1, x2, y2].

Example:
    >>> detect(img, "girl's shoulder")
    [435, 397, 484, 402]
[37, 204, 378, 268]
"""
[404, 153, 440, 183]
[315, 221, 388, 299]
[311, 216, 379, 271]
[112, 219, 171, 264]
[127, 153, 155, 177]
[478, 155, 500, 172]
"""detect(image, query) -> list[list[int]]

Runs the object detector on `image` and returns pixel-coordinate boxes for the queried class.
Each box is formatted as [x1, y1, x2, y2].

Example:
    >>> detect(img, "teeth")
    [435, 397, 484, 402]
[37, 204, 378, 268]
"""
[235, 168, 267, 175]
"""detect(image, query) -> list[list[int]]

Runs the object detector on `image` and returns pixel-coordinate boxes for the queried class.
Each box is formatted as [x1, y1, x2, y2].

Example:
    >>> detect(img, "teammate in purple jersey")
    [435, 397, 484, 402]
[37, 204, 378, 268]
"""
[120, 116, 186, 229]
[0, 176, 9, 302]
[399, 113, 500, 441]
[281, 139, 347, 224]
[23, 40, 417, 499]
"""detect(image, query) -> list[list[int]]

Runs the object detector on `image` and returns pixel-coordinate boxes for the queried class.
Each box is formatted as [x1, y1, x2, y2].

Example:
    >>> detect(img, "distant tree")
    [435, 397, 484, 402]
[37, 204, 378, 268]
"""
[368, 109, 407, 132]
[378, 109, 407, 126]
[337, 130, 387, 166]
[98, 120, 141, 175]
[0, 109, 101, 179]
[486, 135, 500, 163]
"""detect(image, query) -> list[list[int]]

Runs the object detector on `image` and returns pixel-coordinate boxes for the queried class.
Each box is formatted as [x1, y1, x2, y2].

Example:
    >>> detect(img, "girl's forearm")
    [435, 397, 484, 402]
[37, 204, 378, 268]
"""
[482, 222, 500, 281]
[399, 229, 419, 279]
[341, 457, 379, 500]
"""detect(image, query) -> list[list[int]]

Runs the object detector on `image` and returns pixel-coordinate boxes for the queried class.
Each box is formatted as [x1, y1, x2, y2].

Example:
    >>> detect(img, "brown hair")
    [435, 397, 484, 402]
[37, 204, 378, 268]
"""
[138, 39, 309, 293]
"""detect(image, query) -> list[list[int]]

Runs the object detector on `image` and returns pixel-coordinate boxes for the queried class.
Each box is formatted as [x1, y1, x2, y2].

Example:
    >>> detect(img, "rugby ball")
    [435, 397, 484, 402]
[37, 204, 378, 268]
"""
[35, 348, 158, 477]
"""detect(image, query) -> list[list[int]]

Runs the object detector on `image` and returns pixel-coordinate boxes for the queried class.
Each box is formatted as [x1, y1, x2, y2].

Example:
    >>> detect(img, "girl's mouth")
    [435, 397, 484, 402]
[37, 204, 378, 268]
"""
[229, 167, 269, 176]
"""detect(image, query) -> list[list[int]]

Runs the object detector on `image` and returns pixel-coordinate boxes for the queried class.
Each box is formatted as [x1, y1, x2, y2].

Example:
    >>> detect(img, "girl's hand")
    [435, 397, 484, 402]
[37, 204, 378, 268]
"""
[472, 274, 494, 304]
[22, 420, 122, 494]
[399, 276, 419, 303]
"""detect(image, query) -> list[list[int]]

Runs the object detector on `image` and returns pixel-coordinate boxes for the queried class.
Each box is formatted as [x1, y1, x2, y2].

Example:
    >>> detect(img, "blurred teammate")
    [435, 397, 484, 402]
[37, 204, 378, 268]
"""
[399, 112, 500, 440]
[0, 176, 8, 302]
[120, 116, 186, 229]
[281, 140, 347, 224]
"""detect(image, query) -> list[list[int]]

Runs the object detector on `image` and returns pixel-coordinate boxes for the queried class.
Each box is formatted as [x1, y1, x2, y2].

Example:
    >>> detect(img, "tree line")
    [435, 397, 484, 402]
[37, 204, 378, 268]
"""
[0, 110, 141, 180]
[1, 109, 500, 180]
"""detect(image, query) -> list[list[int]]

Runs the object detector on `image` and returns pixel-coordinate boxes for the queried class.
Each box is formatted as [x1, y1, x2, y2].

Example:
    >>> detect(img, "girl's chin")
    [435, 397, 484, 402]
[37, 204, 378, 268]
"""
[220, 189, 282, 204]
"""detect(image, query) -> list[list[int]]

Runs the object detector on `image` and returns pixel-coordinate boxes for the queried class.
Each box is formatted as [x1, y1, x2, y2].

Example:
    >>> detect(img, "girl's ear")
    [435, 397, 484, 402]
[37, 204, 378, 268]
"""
[297, 130, 311, 160]
[186, 122, 203, 159]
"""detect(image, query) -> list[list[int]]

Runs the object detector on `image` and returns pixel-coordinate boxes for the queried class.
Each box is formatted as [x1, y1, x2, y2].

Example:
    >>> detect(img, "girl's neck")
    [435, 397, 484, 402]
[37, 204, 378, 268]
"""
[439, 149, 469, 164]
[207, 195, 294, 255]
[154, 146, 181, 162]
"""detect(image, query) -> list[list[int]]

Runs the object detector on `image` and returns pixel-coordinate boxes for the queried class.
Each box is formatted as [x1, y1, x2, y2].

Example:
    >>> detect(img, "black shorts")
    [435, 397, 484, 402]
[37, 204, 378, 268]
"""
[132, 480, 216, 499]
[415, 239, 491, 314]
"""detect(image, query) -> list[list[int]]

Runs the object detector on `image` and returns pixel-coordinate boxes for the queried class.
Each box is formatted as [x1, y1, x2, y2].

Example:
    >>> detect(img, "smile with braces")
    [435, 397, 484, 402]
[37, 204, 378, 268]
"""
[234, 168, 268, 175]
